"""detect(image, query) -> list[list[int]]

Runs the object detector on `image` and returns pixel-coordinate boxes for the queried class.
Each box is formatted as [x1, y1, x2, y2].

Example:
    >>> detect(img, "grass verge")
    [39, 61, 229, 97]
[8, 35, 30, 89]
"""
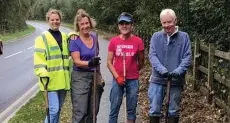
[8, 92, 45, 123]
[8, 92, 72, 123]
[61, 23, 73, 29]
[9, 61, 74, 123]
[0, 25, 35, 42]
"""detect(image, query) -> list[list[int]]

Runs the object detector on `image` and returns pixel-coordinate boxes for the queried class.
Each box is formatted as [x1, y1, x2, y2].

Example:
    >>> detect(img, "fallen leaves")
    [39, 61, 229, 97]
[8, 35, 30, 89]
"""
[138, 62, 227, 123]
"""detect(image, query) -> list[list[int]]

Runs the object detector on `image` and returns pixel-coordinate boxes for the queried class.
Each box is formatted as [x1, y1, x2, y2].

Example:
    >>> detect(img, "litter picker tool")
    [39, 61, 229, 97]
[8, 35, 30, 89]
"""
[93, 32, 99, 123]
[165, 76, 172, 123]
[40, 77, 50, 123]
[123, 52, 127, 123]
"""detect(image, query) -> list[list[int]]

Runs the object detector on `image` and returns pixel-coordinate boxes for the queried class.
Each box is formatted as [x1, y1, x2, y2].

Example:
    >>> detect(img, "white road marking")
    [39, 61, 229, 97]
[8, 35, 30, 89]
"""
[4, 51, 22, 59]
[0, 83, 39, 123]
[3, 46, 33, 59]
[27, 46, 34, 50]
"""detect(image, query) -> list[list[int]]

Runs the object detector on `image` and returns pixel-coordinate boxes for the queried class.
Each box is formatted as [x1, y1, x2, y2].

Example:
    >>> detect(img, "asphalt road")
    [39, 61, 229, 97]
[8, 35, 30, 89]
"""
[0, 21, 126, 122]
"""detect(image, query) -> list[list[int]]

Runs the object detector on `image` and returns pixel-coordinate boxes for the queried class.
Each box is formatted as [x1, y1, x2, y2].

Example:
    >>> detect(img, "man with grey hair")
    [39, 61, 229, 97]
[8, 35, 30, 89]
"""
[148, 8, 191, 123]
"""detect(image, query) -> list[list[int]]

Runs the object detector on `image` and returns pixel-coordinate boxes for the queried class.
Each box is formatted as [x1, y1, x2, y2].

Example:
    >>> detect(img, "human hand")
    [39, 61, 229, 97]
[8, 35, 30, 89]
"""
[169, 71, 180, 78]
[161, 71, 169, 78]
[70, 35, 78, 40]
[116, 76, 125, 86]
[88, 56, 101, 67]
[68, 32, 79, 40]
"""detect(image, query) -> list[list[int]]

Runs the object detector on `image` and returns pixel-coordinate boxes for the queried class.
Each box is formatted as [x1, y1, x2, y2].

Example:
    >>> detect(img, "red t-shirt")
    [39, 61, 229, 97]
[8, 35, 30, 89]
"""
[108, 35, 144, 79]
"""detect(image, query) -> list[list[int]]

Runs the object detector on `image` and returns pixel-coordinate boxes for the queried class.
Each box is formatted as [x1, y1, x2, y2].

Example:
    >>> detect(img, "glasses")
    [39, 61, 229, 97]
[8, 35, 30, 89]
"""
[119, 22, 132, 25]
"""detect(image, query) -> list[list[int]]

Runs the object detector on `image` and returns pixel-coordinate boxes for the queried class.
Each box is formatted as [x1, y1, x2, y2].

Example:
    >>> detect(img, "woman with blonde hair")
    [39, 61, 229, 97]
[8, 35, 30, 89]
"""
[34, 9, 70, 123]
[69, 9, 104, 122]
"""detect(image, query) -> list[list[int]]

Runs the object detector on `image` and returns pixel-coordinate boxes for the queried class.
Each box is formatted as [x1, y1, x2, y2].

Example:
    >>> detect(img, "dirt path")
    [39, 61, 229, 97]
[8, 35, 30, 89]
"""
[138, 62, 227, 123]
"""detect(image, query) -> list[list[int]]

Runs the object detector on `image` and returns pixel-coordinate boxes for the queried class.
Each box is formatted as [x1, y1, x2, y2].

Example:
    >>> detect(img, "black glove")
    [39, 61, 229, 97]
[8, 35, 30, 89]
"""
[88, 56, 101, 67]
[169, 71, 180, 78]
[161, 71, 169, 78]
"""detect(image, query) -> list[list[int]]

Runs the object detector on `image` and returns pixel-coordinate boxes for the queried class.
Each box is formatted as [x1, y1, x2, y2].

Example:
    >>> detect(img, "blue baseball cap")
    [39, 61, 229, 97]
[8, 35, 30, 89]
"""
[117, 12, 133, 23]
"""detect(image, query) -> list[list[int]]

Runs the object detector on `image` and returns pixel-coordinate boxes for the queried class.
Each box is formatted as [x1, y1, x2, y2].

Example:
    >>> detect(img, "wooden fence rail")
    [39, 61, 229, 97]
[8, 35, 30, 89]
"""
[192, 39, 230, 118]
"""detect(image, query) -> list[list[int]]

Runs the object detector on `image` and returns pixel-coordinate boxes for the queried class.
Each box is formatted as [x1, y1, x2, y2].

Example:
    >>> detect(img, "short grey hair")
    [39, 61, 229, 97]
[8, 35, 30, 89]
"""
[160, 9, 177, 20]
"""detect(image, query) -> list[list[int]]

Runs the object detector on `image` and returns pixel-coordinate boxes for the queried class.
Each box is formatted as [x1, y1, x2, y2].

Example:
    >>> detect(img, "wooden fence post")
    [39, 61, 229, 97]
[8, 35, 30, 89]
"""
[192, 40, 201, 90]
[207, 43, 215, 103]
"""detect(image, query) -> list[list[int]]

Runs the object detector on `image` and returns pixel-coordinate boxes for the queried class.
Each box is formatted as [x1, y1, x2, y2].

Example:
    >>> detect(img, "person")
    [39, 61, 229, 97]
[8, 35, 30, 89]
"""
[148, 8, 192, 123]
[107, 12, 145, 123]
[33, 9, 70, 123]
[69, 9, 104, 123]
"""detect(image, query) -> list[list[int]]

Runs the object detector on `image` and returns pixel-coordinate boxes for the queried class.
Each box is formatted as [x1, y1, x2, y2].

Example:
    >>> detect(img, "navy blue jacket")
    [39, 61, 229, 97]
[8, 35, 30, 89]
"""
[149, 31, 192, 85]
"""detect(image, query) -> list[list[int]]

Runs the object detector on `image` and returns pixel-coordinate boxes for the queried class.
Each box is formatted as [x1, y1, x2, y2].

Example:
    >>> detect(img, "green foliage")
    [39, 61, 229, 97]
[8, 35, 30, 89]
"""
[29, 0, 229, 51]
[189, 0, 230, 51]
[0, 24, 35, 41]
[0, 0, 35, 33]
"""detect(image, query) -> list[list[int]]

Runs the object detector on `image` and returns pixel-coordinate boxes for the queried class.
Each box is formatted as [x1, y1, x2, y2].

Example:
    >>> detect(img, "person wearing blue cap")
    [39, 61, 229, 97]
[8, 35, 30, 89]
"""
[107, 12, 145, 123]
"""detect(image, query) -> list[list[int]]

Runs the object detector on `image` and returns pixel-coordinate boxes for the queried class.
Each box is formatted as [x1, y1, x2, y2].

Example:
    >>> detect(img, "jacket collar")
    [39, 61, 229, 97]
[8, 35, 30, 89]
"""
[162, 26, 179, 37]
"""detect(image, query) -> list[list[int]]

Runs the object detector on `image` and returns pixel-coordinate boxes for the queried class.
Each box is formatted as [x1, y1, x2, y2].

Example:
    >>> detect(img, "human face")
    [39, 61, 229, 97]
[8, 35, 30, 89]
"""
[78, 17, 91, 34]
[48, 13, 61, 31]
[160, 14, 176, 35]
[118, 21, 132, 35]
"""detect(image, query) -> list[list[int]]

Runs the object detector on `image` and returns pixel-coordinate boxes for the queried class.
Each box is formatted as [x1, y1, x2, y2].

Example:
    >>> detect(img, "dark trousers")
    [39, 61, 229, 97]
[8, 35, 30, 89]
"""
[71, 71, 104, 123]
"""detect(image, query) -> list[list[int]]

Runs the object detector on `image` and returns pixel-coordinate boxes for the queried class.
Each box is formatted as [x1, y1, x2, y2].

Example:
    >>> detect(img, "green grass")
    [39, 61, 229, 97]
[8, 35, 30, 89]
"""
[61, 23, 74, 29]
[8, 92, 45, 123]
[9, 61, 74, 123]
[8, 92, 72, 123]
[0, 25, 35, 42]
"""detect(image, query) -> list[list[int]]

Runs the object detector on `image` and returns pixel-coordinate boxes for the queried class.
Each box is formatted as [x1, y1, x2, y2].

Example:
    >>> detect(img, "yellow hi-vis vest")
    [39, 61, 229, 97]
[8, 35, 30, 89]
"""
[34, 31, 70, 91]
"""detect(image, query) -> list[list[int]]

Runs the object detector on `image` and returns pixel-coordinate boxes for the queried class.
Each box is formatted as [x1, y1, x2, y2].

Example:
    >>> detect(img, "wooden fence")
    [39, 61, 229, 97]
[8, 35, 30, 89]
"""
[193, 39, 230, 117]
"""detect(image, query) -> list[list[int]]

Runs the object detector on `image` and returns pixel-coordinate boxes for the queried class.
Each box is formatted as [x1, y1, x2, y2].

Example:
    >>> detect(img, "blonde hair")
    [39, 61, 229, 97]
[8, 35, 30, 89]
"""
[46, 9, 63, 21]
[73, 9, 96, 32]
[160, 9, 177, 21]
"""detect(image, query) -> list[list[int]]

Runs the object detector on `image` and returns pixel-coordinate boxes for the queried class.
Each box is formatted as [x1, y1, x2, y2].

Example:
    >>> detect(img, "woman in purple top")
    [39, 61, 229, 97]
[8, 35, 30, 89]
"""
[69, 9, 103, 122]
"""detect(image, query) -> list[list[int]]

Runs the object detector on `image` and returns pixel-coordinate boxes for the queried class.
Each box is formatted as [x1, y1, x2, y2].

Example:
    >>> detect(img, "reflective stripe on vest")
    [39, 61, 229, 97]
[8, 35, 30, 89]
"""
[41, 34, 69, 72]
[41, 34, 50, 58]
[34, 48, 46, 53]
[47, 55, 69, 60]
[34, 64, 46, 69]
[47, 66, 69, 72]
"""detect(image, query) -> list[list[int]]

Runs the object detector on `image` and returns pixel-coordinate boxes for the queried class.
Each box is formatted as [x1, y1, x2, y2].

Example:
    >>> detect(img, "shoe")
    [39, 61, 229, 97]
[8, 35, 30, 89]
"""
[149, 116, 160, 123]
[168, 117, 179, 123]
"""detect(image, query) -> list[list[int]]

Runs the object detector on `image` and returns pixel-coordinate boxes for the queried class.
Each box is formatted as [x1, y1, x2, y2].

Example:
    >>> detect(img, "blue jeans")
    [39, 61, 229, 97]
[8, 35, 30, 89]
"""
[44, 90, 67, 123]
[148, 82, 183, 117]
[109, 79, 139, 123]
